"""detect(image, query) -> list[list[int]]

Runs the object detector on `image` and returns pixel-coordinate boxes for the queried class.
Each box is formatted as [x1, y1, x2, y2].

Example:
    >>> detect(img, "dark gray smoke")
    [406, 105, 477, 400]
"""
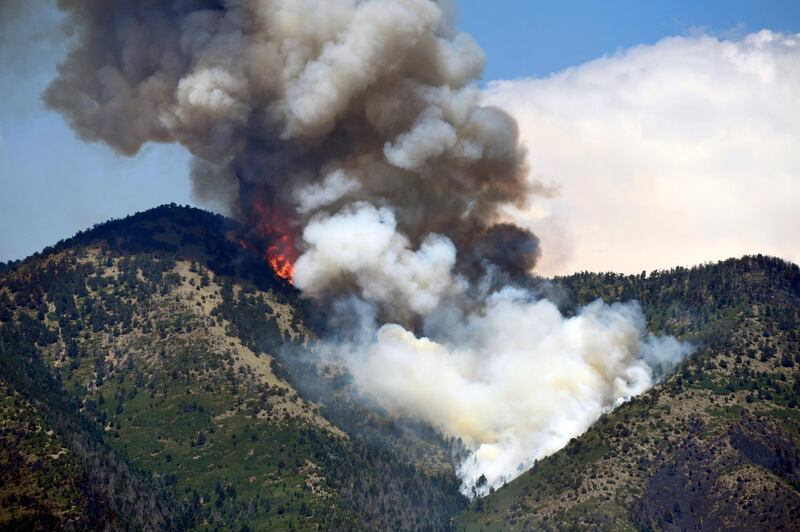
[44, 0, 540, 305]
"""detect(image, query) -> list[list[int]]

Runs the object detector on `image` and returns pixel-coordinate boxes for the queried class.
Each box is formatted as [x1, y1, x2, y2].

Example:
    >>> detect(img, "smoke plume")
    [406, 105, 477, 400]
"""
[44, 0, 533, 282]
[45, 0, 690, 494]
[346, 292, 690, 494]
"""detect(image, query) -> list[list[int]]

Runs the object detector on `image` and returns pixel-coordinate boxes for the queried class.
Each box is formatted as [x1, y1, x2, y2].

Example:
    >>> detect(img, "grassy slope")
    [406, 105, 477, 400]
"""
[458, 256, 800, 530]
[0, 204, 465, 530]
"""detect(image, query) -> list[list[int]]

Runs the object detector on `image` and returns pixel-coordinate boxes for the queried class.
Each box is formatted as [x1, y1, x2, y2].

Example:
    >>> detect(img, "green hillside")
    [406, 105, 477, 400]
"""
[458, 256, 800, 530]
[0, 205, 464, 530]
[2, 205, 799, 530]
[0, 266, 180, 530]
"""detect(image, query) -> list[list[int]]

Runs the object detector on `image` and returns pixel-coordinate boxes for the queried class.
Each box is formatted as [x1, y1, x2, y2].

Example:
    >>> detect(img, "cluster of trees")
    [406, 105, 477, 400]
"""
[212, 280, 284, 356]
[0, 298, 183, 529]
[559, 255, 800, 344]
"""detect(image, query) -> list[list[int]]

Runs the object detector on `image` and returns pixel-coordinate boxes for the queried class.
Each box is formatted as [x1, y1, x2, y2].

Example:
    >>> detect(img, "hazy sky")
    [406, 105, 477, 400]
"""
[1, 0, 799, 273]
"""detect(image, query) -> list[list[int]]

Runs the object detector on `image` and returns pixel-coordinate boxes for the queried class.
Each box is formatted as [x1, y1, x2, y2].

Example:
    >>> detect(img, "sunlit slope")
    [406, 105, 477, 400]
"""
[458, 256, 800, 530]
[3, 205, 799, 530]
[0, 204, 465, 530]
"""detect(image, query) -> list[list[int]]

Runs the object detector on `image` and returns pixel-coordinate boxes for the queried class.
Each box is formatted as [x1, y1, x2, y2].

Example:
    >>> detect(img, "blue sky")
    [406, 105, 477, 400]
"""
[0, 0, 798, 263]
[458, 0, 800, 80]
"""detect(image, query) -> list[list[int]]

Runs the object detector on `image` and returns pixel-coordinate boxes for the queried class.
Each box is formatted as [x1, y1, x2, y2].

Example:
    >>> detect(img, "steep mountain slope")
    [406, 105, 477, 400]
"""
[458, 256, 800, 530]
[3, 205, 799, 531]
[0, 205, 465, 530]
[0, 286, 181, 530]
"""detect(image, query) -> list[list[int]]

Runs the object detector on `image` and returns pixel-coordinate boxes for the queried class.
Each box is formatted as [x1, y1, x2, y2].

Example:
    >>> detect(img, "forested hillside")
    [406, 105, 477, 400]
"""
[460, 255, 800, 530]
[0, 205, 464, 530]
[2, 205, 799, 530]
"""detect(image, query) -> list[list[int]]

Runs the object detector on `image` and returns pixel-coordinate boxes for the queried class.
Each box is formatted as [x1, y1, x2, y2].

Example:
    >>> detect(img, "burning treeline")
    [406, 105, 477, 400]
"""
[46, 0, 689, 495]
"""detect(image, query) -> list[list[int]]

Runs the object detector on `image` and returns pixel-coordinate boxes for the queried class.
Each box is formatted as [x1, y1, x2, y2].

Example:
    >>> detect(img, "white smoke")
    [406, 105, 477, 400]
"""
[293, 170, 362, 214]
[335, 288, 690, 495]
[290, 201, 691, 494]
[293, 203, 462, 315]
[384, 106, 459, 170]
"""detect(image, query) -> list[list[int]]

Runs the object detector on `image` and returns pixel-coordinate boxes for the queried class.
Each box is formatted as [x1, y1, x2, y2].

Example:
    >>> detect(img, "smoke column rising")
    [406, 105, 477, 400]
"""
[45, 0, 690, 494]
[44, 0, 535, 278]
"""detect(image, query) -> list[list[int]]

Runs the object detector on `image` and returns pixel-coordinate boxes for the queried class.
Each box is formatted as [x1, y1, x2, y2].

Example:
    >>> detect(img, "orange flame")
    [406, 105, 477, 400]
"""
[231, 197, 299, 285]
[266, 233, 296, 284]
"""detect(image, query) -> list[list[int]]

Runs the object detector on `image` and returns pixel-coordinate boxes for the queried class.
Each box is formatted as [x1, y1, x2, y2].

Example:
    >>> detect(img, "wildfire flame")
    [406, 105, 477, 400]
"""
[231, 196, 299, 285]
[266, 233, 296, 284]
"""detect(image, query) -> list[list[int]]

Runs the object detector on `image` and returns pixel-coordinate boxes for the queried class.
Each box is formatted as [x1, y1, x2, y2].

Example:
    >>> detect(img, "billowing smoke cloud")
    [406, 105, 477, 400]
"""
[44, 0, 535, 285]
[294, 203, 462, 315]
[45, 0, 690, 494]
[331, 289, 690, 495]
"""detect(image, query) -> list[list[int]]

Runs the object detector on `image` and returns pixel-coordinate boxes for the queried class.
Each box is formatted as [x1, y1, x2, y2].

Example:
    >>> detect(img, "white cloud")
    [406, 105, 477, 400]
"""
[486, 30, 800, 276]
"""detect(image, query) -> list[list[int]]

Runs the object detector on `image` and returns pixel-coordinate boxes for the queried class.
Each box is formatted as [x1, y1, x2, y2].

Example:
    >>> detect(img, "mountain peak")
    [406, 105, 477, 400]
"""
[2, 206, 799, 530]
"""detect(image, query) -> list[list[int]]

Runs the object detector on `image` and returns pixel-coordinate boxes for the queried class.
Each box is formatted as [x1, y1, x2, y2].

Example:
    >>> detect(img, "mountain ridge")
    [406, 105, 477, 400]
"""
[1, 204, 799, 530]
[459, 255, 800, 530]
